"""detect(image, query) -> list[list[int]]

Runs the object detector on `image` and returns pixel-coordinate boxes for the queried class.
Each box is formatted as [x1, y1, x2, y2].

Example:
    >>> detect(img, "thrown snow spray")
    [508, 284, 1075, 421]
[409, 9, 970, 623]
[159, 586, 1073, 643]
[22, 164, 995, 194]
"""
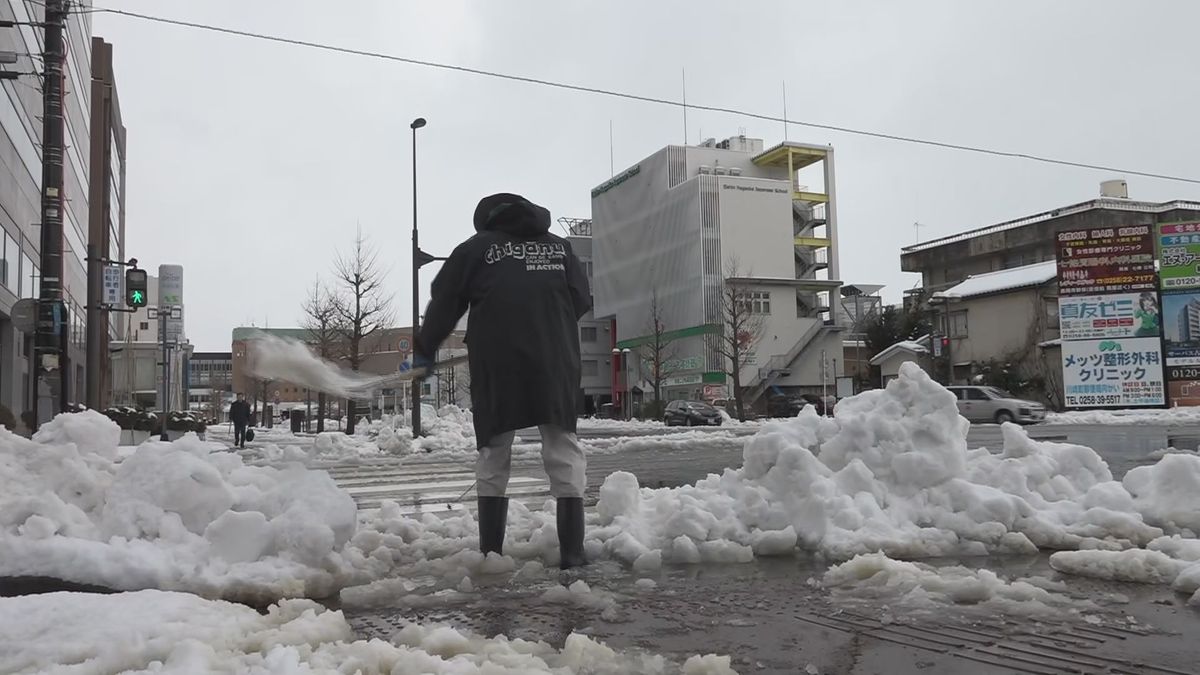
[247, 334, 397, 398]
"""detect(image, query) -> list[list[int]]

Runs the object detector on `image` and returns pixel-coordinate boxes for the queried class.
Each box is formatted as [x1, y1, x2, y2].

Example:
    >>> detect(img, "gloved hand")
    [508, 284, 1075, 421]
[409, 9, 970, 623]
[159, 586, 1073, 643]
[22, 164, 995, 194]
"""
[401, 353, 433, 373]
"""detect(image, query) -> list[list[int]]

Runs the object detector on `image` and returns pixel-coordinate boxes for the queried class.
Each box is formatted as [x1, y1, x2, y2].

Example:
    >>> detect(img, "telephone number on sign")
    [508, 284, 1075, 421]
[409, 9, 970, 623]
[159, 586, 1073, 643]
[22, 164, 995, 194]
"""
[1066, 395, 1124, 406]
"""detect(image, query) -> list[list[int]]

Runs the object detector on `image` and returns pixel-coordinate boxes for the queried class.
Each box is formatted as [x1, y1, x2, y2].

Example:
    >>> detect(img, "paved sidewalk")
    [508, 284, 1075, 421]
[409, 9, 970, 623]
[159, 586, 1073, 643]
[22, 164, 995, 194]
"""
[344, 556, 1200, 675]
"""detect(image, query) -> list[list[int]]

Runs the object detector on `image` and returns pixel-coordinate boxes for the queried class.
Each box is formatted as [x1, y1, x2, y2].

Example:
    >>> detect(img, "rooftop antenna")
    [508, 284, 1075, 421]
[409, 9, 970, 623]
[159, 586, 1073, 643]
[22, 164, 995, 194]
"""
[782, 80, 789, 141]
[681, 67, 688, 145]
[913, 221, 926, 244]
[609, 120, 615, 178]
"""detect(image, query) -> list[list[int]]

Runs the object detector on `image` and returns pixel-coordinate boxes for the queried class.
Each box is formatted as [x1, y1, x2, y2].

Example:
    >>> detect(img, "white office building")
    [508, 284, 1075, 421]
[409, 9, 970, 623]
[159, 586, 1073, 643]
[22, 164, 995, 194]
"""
[592, 135, 844, 408]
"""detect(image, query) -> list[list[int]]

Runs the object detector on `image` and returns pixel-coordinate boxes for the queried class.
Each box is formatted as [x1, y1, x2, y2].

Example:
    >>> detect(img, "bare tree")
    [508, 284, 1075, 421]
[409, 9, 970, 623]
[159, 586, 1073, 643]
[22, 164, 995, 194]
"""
[332, 230, 395, 434]
[707, 258, 765, 422]
[302, 279, 343, 433]
[639, 289, 679, 418]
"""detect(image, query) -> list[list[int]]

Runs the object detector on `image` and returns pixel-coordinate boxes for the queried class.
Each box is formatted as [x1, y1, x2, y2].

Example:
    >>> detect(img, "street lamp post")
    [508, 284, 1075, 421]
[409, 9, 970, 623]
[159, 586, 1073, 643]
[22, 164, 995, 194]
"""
[622, 348, 632, 420]
[611, 347, 620, 419]
[410, 117, 427, 437]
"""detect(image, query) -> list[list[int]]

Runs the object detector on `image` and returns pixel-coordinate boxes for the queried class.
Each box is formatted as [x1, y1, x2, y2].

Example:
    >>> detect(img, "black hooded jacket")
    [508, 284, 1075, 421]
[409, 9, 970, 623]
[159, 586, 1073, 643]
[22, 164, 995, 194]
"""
[415, 193, 592, 447]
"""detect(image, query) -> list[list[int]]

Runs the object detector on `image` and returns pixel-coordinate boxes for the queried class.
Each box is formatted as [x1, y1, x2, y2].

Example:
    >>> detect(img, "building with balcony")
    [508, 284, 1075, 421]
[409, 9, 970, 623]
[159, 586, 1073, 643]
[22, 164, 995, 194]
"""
[591, 135, 844, 408]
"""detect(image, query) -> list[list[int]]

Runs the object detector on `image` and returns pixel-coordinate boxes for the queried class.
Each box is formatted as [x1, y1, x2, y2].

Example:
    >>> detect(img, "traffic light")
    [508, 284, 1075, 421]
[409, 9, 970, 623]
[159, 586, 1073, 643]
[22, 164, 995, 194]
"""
[125, 268, 147, 308]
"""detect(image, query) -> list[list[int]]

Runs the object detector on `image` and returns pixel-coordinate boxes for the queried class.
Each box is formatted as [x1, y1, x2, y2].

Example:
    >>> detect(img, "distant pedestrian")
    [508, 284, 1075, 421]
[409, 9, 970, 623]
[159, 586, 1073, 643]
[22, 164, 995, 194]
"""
[412, 193, 592, 569]
[230, 393, 251, 448]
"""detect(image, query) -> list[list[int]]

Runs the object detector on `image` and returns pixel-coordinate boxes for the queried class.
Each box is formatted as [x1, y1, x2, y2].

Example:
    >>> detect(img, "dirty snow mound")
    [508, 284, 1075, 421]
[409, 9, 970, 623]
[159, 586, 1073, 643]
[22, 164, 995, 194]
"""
[0, 413, 374, 602]
[589, 362, 1164, 564]
[0, 589, 736, 674]
[825, 552, 1084, 615]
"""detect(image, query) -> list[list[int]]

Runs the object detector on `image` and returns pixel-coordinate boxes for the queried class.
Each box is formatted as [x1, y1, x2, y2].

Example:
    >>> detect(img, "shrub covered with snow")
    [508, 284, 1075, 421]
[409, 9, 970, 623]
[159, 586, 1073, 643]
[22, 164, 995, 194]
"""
[0, 410, 373, 602]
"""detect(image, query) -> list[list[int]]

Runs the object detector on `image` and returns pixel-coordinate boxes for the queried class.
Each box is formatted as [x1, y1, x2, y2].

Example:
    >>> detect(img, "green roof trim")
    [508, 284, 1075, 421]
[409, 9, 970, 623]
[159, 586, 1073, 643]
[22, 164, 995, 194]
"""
[616, 323, 720, 349]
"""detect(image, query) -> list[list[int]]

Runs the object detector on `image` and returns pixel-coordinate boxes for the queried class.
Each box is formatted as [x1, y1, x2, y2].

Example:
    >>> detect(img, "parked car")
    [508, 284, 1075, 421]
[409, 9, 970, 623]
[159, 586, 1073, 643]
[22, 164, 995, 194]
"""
[946, 386, 1046, 424]
[664, 400, 723, 426]
[766, 396, 805, 418]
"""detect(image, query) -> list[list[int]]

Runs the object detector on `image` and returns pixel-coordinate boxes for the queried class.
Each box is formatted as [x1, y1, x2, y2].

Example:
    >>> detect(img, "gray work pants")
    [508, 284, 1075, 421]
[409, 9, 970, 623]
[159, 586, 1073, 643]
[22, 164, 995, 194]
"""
[477, 425, 587, 498]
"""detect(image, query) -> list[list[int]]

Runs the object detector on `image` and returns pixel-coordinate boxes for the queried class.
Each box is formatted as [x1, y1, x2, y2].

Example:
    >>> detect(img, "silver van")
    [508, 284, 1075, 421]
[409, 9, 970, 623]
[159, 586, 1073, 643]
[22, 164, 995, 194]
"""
[946, 386, 1046, 425]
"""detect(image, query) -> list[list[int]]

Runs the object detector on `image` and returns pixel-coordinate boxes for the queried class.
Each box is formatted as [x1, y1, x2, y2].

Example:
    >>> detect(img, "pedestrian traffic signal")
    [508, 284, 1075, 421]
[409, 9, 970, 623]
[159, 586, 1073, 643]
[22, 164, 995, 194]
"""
[125, 268, 147, 307]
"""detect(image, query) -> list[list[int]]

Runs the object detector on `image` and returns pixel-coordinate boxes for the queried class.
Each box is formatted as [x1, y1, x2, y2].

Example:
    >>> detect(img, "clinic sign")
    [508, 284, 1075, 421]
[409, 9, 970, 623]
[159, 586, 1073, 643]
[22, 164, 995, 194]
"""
[1056, 225, 1165, 409]
[1055, 226, 1156, 296]
[1061, 338, 1165, 408]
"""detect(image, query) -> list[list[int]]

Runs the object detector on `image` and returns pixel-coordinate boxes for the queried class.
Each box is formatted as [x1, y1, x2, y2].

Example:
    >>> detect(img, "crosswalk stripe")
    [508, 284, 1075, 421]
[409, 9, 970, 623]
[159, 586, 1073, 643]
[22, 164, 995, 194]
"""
[326, 460, 552, 516]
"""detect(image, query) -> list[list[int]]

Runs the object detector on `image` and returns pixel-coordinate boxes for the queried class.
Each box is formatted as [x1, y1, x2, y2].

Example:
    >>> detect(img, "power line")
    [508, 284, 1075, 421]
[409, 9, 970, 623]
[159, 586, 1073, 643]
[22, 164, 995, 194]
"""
[78, 5, 1200, 186]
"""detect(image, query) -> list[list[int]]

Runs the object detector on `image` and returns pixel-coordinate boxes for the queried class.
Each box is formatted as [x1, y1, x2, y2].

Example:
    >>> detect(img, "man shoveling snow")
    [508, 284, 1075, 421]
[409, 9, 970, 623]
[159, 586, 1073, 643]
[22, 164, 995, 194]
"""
[411, 192, 593, 569]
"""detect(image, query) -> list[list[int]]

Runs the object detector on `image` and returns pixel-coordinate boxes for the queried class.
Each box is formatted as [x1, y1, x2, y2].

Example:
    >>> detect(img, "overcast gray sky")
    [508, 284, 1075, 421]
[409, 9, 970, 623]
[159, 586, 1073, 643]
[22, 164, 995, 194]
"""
[93, 0, 1200, 352]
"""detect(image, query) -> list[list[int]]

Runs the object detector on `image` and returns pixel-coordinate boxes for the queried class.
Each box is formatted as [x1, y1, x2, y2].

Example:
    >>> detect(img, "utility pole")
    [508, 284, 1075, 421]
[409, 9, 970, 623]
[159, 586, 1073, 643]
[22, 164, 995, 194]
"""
[34, 0, 69, 422]
[86, 244, 102, 409]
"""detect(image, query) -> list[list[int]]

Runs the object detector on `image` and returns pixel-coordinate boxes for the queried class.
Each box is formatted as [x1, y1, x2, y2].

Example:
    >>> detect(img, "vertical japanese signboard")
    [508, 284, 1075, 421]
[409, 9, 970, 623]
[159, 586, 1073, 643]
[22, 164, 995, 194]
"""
[1158, 222, 1200, 404]
[1056, 225, 1165, 408]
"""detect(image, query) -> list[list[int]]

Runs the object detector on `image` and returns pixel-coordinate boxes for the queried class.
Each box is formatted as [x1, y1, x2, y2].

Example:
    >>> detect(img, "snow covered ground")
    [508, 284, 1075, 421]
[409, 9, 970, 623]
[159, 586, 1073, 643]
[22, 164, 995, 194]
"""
[0, 589, 736, 674]
[9, 362, 1200, 670]
[1045, 407, 1200, 426]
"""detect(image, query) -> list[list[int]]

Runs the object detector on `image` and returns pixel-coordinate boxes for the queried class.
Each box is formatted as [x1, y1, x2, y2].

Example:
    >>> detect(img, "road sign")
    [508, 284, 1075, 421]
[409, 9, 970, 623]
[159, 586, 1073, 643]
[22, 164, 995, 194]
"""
[159, 265, 184, 341]
[12, 298, 36, 333]
[103, 265, 122, 305]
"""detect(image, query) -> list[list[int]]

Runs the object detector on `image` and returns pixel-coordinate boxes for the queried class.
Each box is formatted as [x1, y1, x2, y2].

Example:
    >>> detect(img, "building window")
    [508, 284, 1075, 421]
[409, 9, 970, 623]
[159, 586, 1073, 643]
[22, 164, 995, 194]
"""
[1, 231, 14, 290]
[742, 291, 770, 314]
[581, 326, 597, 342]
[140, 322, 149, 330]
[582, 360, 599, 377]
[949, 311, 968, 338]
[1045, 298, 1059, 330]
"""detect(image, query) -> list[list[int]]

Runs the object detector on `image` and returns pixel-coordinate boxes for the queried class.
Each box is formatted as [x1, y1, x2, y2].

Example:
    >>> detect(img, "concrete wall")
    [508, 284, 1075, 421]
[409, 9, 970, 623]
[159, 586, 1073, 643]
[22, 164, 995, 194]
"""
[773, 330, 844, 389]
[944, 287, 1059, 366]
[717, 176, 794, 278]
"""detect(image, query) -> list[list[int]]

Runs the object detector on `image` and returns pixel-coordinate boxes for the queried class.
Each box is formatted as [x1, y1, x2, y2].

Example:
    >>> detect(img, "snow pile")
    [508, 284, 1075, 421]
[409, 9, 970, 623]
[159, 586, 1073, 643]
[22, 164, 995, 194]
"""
[1046, 407, 1200, 426]
[824, 553, 1085, 615]
[585, 430, 746, 455]
[1123, 453, 1200, 535]
[1049, 453, 1200, 605]
[1050, 535, 1200, 606]
[587, 362, 1165, 565]
[0, 590, 737, 674]
[579, 417, 665, 431]
[0, 410, 373, 602]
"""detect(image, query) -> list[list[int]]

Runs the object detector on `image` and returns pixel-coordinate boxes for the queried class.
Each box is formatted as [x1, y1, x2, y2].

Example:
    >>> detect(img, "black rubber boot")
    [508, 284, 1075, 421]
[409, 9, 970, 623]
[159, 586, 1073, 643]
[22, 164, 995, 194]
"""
[477, 496, 508, 556]
[557, 497, 588, 570]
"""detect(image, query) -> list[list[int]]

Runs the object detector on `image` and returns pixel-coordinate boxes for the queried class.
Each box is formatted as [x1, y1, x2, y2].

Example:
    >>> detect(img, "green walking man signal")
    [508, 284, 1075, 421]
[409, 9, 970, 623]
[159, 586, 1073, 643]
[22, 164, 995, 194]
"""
[126, 268, 148, 308]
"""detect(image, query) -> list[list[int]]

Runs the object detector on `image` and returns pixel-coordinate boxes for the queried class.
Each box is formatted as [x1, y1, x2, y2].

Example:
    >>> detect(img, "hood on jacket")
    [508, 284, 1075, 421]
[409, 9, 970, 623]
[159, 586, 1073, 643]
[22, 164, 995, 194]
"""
[473, 193, 551, 237]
